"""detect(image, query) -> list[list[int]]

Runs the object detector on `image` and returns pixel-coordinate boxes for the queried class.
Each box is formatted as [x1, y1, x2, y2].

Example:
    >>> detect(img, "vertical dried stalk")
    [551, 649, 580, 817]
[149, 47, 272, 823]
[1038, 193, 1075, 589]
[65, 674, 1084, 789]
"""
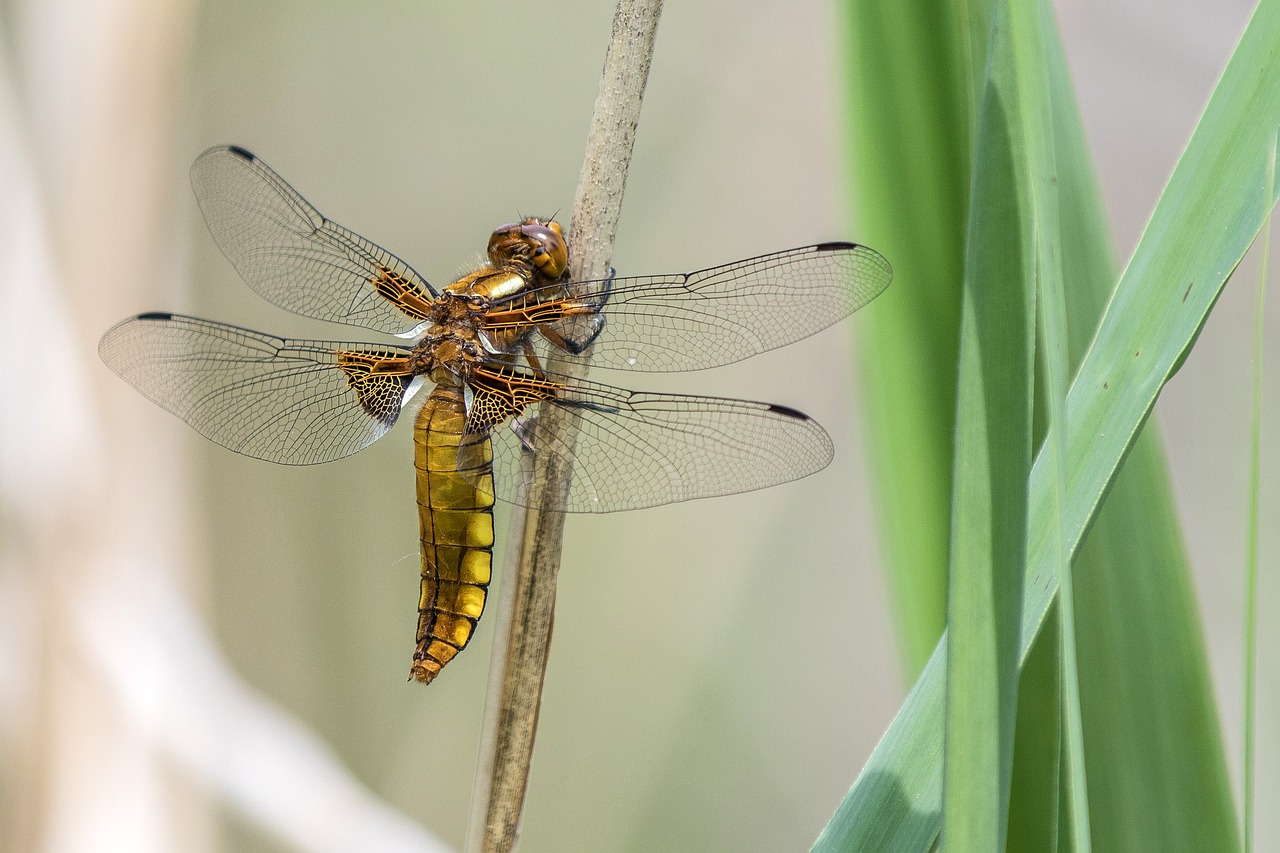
[465, 2, 664, 851]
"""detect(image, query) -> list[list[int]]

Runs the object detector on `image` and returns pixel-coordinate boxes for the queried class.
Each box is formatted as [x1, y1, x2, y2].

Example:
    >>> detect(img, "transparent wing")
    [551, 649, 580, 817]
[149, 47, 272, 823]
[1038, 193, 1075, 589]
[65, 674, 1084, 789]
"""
[468, 367, 833, 513]
[191, 145, 436, 335]
[486, 242, 891, 372]
[99, 313, 416, 465]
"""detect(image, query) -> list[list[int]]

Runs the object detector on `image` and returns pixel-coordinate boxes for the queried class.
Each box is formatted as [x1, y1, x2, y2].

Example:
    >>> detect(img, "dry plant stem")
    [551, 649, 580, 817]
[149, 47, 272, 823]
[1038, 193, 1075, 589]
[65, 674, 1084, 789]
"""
[465, 3, 664, 852]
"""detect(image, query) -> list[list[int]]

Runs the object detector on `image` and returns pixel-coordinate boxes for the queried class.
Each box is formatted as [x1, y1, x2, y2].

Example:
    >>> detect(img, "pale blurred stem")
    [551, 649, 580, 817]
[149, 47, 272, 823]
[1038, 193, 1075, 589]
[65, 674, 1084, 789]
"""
[464, 3, 663, 852]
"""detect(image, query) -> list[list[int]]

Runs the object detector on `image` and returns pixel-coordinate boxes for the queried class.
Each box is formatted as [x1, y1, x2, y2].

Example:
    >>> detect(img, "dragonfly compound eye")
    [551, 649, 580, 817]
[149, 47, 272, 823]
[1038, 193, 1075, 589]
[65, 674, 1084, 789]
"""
[520, 222, 567, 278]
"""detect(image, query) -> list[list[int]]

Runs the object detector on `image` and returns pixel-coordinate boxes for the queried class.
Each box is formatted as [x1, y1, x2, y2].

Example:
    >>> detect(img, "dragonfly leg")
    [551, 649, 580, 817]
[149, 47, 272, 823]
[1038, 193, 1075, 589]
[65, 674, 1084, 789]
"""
[536, 266, 613, 355]
[540, 311, 606, 355]
[580, 266, 615, 312]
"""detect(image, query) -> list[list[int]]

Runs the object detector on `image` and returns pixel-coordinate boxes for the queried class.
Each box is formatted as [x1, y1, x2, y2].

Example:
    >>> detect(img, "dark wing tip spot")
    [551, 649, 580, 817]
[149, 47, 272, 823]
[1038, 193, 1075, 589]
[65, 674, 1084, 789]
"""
[767, 403, 811, 421]
[226, 145, 256, 161]
[136, 311, 173, 321]
[814, 241, 857, 253]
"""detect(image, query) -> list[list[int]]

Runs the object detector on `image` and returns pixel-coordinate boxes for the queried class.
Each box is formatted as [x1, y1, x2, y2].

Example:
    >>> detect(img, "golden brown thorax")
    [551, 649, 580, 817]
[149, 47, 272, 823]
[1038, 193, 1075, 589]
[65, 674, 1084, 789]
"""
[413, 218, 568, 381]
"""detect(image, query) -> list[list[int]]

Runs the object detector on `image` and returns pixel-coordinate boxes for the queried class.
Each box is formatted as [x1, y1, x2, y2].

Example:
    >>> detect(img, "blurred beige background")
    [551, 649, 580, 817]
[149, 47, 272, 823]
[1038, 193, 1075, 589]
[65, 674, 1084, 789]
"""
[0, 0, 1274, 851]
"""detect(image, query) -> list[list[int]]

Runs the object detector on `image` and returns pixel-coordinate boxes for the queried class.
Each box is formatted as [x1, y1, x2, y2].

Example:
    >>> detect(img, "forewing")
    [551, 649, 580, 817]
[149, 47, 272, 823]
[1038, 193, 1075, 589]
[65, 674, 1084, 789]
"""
[493, 242, 891, 372]
[474, 369, 834, 512]
[99, 313, 415, 465]
[191, 145, 436, 334]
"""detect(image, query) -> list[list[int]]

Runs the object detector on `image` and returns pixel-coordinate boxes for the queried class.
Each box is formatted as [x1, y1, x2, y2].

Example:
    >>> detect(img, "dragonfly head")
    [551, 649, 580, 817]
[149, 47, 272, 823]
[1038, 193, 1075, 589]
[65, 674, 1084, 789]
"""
[488, 218, 568, 280]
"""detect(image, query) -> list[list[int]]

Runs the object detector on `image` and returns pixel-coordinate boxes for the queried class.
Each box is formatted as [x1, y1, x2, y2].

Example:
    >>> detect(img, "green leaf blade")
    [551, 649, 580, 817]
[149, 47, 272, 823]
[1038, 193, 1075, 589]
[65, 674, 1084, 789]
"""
[943, 10, 1036, 840]
[824, 2, 1277, 848]
[840, 0, 976, 677]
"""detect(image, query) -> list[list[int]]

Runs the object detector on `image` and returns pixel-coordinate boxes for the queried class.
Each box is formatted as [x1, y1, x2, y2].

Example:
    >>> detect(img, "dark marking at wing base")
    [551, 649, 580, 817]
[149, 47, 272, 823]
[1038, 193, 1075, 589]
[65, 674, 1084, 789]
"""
[767, 403, 810, 420]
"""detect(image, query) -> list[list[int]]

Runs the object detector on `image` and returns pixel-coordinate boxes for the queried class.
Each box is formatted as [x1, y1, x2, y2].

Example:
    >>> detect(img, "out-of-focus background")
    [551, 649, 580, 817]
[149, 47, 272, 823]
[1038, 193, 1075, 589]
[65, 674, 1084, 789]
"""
[0, 1, 1275, 851]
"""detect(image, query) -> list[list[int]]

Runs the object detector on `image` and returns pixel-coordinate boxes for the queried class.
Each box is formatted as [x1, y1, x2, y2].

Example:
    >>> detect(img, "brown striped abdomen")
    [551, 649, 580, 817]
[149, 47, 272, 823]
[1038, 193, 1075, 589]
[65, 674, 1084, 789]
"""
[410, 382, 495, 684]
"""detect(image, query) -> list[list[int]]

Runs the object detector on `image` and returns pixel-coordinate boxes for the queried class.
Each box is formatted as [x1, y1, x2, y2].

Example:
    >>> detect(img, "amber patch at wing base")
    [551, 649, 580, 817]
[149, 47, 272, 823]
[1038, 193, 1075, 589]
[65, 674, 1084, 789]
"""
[370, 264, 435, 321]
[334, 350, 413, 424]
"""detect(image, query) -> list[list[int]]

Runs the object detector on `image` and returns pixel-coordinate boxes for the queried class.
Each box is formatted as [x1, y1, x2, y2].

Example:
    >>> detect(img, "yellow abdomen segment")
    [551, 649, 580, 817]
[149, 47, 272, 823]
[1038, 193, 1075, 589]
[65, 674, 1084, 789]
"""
[410, 383, 495, 684]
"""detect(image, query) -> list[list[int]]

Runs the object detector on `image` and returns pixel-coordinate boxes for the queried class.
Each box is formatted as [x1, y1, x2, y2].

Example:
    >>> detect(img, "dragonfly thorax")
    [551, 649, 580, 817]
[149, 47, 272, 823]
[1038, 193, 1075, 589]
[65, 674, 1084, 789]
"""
[444, 265, 535, 304]
[412, 329, 481, 382]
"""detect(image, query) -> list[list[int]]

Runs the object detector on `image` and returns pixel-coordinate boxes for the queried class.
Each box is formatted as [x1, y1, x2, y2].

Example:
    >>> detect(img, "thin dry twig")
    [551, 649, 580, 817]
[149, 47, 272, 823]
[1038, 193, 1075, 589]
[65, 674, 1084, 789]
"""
[465, 2, 664, 851]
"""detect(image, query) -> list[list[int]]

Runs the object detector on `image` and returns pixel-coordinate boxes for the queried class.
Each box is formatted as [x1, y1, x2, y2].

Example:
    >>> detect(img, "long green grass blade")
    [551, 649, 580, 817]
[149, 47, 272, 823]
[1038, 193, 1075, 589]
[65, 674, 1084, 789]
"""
[942, 1, 1035, 847]
[1009, 9, 1103, 848]
[1005, 2, 1092, 848]
[1242, 131, 1273, 853]
[820, 3, 1280, 847]
[1043, 18, 1235, 852]
[840, 0, 977, 677]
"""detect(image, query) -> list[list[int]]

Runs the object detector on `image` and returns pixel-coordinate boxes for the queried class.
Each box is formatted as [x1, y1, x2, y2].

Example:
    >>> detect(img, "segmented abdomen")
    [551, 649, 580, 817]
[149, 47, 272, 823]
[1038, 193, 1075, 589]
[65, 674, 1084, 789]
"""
[410, 382, 494, 684]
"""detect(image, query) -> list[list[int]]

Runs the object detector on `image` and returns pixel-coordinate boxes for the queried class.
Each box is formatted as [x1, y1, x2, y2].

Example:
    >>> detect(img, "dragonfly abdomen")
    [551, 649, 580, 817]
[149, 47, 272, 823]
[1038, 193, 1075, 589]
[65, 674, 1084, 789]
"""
[411, 383, 495, 684]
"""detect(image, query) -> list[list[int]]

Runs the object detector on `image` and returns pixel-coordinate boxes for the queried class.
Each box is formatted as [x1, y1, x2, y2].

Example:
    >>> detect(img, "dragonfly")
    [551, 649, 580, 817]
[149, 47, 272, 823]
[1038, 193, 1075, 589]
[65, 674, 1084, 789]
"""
[99, 145, 892, 685]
